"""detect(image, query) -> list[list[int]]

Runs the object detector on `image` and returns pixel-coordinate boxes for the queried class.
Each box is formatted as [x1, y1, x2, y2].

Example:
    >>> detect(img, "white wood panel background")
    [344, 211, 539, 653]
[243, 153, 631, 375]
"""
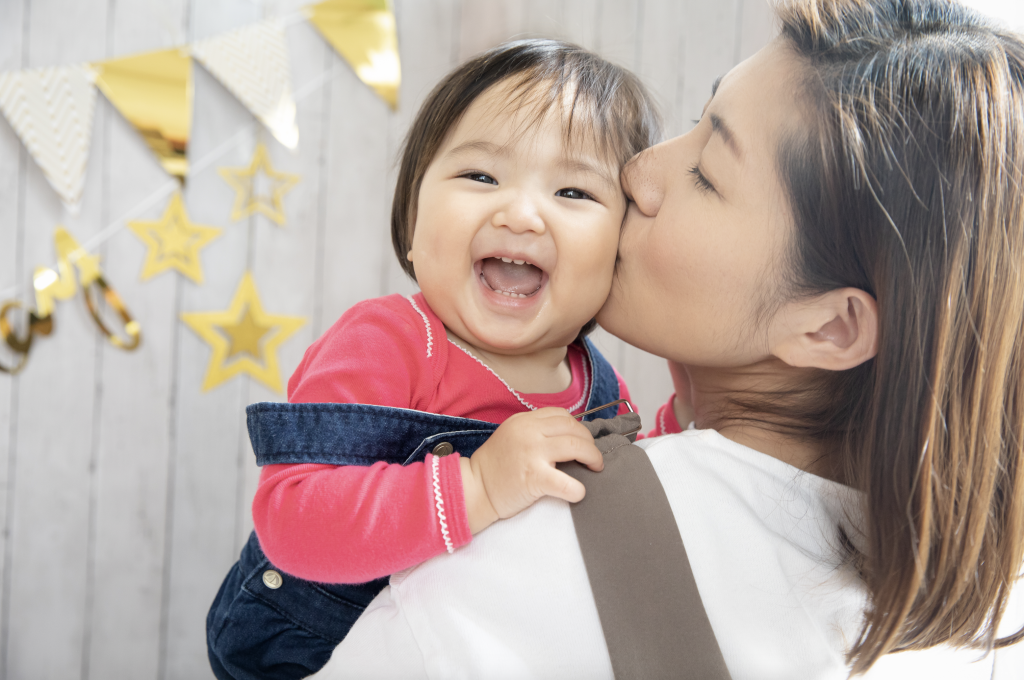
[4, 1, 1015, 678]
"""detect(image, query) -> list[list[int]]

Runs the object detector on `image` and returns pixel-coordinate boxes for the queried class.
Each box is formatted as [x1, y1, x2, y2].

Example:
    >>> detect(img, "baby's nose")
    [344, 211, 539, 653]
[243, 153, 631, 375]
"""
[621, 147, 664, 217]
[494, 191, 545, 234]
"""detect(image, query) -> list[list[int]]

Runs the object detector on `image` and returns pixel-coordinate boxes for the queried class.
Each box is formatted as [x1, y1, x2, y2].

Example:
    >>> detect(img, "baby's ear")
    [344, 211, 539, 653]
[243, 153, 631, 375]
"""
[771, 288, 878, 371]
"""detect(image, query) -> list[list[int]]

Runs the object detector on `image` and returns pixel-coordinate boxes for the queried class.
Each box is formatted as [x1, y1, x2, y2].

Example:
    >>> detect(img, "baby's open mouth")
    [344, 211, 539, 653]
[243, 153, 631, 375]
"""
[479, 257, 544, 297]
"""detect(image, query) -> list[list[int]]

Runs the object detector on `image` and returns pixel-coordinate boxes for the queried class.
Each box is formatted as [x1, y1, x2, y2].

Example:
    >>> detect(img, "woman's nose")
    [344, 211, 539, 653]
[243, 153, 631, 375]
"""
[621, 145, 665, 218]
[493, 191, 545, 234]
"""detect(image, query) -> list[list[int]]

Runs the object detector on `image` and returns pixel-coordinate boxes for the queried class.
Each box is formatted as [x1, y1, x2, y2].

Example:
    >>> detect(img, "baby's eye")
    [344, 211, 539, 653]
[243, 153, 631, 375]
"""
[462, 172, 497, 185]
[555, 187, 593, 200]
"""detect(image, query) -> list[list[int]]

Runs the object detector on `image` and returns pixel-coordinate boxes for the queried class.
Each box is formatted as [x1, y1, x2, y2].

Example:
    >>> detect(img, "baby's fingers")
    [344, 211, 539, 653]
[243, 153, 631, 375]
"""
[549, 434, 604, 472]
[537, 467, 588, 504]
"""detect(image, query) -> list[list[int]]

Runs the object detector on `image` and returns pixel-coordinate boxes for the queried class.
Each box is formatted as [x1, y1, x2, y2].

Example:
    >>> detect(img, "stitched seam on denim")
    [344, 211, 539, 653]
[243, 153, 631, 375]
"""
[256, 403, 494, 427]
[431, 455, 455, 554]
[447, 338, 537, 411]
[405, 295, 433, 358]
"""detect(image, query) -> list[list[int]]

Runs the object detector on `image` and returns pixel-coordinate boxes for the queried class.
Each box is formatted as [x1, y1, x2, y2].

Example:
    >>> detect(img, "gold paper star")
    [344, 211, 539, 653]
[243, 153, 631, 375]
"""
[218, 142, 300, 226]
[180, 272, 305, 392]
[128, 192, 222, 284]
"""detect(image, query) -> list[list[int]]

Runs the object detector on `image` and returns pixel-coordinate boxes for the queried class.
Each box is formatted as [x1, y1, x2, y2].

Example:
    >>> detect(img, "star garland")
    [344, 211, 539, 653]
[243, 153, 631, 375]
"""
[218, 142, 300, 226]
[180, 272, 305, 392]
[128, 192, 222, 284]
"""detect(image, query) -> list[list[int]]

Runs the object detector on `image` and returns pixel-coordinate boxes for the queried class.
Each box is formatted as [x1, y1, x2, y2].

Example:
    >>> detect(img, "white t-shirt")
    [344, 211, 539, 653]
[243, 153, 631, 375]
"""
[314, 429, 1006, 679]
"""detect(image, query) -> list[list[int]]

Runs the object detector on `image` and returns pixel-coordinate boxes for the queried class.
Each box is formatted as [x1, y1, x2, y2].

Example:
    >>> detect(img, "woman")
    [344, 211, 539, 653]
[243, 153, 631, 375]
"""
[313, 0, 1024, 676]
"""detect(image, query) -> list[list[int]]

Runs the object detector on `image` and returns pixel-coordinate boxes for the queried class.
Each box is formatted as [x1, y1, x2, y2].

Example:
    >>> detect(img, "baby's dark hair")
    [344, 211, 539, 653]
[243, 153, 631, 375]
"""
[391, 38, 663, 280]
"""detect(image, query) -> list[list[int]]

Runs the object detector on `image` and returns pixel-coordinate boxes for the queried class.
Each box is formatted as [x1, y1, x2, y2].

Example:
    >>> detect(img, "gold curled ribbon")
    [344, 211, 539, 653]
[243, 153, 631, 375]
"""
[0, 226, 141, 375]
[82, 276, 141, 350]
[0, 301, 51, 374]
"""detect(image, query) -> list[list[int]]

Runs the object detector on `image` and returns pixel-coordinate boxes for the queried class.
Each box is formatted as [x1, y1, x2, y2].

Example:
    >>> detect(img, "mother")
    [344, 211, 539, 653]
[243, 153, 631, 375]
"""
[318, 0, 1024, 676]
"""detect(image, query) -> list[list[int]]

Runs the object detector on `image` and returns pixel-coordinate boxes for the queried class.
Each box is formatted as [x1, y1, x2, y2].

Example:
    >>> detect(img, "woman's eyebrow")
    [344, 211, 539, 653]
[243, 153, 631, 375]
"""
[708, 113, 741, 158]
[711, 75, 723, 97]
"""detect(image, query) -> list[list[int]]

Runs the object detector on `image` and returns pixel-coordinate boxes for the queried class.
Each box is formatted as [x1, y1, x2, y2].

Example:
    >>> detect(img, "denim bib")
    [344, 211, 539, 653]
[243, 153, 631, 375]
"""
[207, 338, 622, 680]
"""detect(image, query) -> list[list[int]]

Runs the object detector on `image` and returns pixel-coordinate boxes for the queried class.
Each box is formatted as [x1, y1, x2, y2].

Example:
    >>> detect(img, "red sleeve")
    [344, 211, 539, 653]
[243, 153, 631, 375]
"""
[287, 296, 430, 407]
[253, 297, 471, 583]
[253, 453, 471, 583]
[613, 369, 633, 415]
[640, 393, 684, 439]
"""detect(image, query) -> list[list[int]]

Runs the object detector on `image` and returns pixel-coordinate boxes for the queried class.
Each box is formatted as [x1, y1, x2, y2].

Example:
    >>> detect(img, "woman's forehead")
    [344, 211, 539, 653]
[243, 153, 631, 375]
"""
[706, 41, 807, 160]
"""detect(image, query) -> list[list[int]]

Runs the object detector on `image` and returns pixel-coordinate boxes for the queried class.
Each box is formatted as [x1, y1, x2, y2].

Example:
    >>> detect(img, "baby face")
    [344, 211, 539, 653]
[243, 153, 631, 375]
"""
[408, 81, 627, 356]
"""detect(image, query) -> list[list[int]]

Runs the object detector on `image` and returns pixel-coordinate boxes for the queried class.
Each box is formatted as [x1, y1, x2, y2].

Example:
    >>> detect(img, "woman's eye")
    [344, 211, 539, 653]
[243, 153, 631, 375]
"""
[689, 164, 716, 194]
[463, 172, 497, 185]
[555, 187, 593, 200]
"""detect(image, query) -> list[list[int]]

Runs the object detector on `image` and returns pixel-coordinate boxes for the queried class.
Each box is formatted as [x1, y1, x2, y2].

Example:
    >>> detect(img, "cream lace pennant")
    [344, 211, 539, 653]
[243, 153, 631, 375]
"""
[0, 64, 97, 214]
[192, 19, 298, 149]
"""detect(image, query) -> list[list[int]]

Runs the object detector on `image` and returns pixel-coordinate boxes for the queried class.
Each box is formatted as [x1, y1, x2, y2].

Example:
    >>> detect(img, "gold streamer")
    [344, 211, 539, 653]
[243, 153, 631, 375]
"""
[94, 48, 192, 178]
[306, 0, 401, 109]
[0, 226, 141, 374]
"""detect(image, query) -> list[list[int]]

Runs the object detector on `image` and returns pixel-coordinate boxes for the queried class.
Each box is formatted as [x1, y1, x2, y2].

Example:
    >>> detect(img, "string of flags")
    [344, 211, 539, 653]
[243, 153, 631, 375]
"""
[0, 0, 399, 214]
[0, 0, 400, 393]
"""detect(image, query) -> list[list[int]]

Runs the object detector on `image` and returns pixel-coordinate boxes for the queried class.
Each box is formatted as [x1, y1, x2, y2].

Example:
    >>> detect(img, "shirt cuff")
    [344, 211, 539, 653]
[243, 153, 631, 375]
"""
[657, 393, 684, 435]
[428, 452, 472, 552]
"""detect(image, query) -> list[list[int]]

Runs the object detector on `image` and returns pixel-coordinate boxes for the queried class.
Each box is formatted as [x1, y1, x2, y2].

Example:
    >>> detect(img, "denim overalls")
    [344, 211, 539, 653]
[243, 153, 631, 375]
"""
[206, 337, 622, 680]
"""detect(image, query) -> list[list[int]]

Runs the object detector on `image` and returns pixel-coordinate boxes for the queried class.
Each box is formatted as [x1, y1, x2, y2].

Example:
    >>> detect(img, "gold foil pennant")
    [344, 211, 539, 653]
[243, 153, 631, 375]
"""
[94, 48, 192, 178]
[306, 0, 401, 109]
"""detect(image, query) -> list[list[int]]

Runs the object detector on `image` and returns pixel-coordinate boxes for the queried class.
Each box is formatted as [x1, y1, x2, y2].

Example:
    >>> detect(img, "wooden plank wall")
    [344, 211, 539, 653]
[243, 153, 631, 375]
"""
[0, 1, 790, 678]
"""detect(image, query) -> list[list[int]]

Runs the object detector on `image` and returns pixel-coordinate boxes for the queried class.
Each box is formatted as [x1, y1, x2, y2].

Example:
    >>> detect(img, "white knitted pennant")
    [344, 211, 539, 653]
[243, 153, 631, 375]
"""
[0, 64, 97, 214]
[192, 19, 299, 149]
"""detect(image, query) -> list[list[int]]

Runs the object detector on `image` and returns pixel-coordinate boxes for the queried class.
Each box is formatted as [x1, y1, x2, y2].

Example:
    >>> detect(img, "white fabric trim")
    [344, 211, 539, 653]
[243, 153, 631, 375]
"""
[405, 295, 433, 358]
[431, 455, 454, 554]
[658, 402, 668, 436]
[447, 338, 538, 411]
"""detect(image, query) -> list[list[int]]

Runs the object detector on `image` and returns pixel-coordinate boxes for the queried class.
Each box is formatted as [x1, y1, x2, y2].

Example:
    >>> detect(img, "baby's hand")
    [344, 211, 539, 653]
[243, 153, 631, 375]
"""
[459, 408, 604, 534]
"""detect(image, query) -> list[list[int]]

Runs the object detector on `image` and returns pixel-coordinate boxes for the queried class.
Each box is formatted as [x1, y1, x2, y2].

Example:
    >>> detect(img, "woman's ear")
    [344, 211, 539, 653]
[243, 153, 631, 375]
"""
[771, 288, 878, 370]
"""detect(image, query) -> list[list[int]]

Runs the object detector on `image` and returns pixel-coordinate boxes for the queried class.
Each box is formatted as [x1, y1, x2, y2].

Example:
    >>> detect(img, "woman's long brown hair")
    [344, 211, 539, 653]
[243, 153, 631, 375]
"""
[773, 0, 1024, 672]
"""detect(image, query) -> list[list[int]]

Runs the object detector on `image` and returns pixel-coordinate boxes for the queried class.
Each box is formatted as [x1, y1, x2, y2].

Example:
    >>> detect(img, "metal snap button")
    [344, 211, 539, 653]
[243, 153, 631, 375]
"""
[263, 569, 283, 589]
[432, 441, 454, 457]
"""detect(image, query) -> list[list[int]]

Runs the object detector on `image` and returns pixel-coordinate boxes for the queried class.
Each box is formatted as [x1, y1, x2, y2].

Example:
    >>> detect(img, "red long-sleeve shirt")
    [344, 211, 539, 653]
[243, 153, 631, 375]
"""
[252, 293, 648, 584]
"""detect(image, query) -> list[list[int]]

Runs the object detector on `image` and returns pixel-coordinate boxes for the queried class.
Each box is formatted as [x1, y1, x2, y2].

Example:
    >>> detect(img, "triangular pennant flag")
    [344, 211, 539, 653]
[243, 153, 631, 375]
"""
[0, 64, 97, 214]
[93, 48, 192, 178]
[306, 0, 401, 109]
[192, 19, 298, 149]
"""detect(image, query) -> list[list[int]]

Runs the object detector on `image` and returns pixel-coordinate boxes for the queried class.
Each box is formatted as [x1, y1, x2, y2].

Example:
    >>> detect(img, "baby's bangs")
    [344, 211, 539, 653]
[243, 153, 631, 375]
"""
[497, 58, 660, 167]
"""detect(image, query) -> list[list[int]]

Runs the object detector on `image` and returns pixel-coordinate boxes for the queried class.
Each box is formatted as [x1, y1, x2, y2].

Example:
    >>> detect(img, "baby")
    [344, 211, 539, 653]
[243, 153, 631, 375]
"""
[207, 39, 663, 680]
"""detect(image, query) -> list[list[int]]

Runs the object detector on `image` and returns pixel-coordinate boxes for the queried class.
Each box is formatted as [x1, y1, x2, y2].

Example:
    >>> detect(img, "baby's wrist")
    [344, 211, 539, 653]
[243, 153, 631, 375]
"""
[459, 456, 499, 534]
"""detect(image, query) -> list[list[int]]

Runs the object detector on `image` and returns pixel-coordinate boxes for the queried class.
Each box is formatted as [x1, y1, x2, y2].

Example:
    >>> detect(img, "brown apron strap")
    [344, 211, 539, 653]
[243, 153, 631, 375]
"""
[559, 414, 732, 680]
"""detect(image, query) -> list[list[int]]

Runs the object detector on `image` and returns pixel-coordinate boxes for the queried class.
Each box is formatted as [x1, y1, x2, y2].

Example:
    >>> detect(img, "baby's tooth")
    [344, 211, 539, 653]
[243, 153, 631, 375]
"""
[513, 259, 525, 265]
[500, 257, 512, 263]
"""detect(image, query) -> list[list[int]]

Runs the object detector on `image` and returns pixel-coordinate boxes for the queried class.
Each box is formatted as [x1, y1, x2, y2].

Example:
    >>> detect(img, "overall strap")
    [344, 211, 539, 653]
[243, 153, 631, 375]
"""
[246, 402, 497, 466]
[559, 415, 732, 680]
[581, 337, 622, 421]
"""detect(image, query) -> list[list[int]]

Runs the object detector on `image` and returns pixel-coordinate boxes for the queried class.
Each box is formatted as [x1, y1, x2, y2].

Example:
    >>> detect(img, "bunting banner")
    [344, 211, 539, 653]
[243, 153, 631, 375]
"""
[0, 64, 97, 214]
[0, 3, 401, 206]
[93, 48, 192, 178]
[192, 19, 299, 150]
[306, 0, 401, 109]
